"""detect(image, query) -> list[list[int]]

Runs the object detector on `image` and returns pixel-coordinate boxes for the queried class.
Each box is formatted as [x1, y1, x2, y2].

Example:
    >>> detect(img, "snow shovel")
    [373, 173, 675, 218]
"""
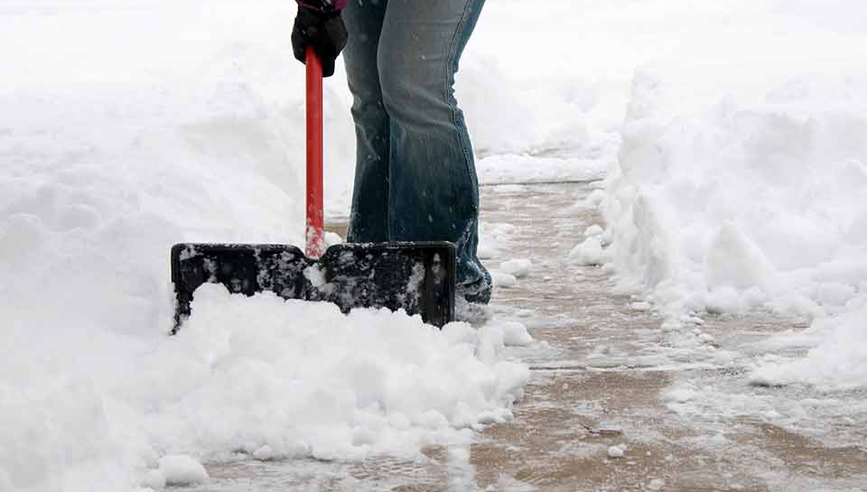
[170, 49, 456, 334]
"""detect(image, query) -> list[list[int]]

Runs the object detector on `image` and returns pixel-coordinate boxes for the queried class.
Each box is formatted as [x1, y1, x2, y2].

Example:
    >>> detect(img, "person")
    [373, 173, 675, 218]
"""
[291, 0, 492, 312]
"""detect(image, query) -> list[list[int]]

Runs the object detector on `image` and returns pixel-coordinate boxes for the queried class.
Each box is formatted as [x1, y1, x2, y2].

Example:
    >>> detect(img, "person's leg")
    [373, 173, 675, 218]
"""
[342, 0, 390, 243]
[378, 0, 491, 302]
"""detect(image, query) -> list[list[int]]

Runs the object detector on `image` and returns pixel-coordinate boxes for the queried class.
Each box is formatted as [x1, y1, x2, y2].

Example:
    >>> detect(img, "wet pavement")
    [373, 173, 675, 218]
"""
[183, 183, 867, 492]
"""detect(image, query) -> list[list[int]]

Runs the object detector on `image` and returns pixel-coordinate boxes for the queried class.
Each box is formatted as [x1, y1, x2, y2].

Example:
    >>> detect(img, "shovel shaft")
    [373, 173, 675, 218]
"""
[306, 46, 325, 257]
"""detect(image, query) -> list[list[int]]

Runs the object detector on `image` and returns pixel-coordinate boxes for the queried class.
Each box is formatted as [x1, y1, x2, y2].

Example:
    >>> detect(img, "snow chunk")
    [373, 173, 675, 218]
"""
[569, 236, 611, 266]
[607, 445, 625, 458]
[158, 455, 208, 486]
[140, 469, 167, 489]
[706, 286, 743, 314]
[704, 222, 773, 292]
[500, 259, 532, 278]
[324, 231, 344, 248]
[583, 189, 607, 209]
[303, 265, 327, 289]
[500, 321, 534, 347]
[253, 445, 276, 461]
[818, 282, 856, 307]
[664, 386, 698, 403]
[630, 301, 652, 311]
[492, 270, 518, 288]
[648, 478, 666, 490]
[584, 224, 604, 237]
[479, 222, 518, 260]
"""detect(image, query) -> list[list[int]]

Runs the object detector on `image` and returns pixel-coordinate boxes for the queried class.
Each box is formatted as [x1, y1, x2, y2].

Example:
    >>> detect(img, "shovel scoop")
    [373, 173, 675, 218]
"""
[170, 49, 455, 333]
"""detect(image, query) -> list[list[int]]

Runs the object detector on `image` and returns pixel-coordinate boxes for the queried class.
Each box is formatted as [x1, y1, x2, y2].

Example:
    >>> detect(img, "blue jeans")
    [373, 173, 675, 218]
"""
[342, 0, 491, 302]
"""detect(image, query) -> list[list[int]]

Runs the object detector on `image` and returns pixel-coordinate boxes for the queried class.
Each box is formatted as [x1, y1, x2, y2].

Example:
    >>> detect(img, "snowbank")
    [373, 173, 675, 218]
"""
[604, 68, 867, 316]
[594, 33, 867, 388]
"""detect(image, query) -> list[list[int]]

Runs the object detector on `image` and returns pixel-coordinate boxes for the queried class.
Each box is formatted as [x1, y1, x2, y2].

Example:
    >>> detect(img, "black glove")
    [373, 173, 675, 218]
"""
[291, 6, 348, 77]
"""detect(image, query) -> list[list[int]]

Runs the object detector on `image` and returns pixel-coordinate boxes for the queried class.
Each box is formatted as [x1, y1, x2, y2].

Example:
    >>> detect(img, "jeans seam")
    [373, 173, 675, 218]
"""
[445, 0, 475, 178]
[445, 0, 478, 279]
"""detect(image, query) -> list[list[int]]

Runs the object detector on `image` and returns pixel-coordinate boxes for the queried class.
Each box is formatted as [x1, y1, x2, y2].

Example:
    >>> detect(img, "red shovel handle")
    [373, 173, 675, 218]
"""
[306, 46, 325, 257]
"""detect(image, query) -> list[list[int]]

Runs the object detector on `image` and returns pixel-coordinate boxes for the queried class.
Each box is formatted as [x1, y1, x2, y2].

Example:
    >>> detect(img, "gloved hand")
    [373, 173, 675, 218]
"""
[291, 6, 348, 77]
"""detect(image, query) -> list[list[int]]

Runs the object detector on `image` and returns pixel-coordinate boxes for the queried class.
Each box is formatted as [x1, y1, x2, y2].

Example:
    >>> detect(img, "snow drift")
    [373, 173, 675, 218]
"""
[604, 67, 867, 316]
[547, 0, 867, 391]
[597, 65, 867, 389]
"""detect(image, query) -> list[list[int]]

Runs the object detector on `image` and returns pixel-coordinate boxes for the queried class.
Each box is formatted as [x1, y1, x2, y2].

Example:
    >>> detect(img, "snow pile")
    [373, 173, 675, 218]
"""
[0, 286, 529, 490]
[157, 287, 528, 460]
[596, 62, 867, 386]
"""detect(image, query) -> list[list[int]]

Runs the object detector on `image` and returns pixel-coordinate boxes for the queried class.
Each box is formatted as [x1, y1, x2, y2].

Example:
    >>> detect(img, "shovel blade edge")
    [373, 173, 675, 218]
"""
[170, 241, 456, 333]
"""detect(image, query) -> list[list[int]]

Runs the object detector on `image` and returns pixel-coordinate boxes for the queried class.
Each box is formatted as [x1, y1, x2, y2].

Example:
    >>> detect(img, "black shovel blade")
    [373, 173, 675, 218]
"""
[170, 241, 456, 333]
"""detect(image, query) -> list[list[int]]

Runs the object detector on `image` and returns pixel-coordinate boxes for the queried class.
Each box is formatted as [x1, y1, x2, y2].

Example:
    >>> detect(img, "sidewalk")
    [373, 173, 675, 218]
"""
[467, 183, 867, 491]
[191, 182, 867, 491]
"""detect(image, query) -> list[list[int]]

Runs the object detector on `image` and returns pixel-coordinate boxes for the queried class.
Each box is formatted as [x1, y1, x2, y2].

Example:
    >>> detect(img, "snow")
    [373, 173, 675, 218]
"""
[478, 222, 518, 261]
[497, 321, 535, 348]
[476, 155, 607, 185]
[590, 1, 867, 390]
[664, 386, 699, 404]
[158, 455, 208, 486]
[499, 259, 533, 279]
[140, 470, 166, 490]
[607, 446, 625, 459]
[584, 225, 604, 238]
[0, 284, 529, 490]
[252, 445, 276, 462]
[5, 0, 867, 488]
[749, 299, 867, 391]
[492, 271, 518, 289]
[569, 236, 611, 267]
[0, 2, 542, 488]
[647, 478, 667, 491]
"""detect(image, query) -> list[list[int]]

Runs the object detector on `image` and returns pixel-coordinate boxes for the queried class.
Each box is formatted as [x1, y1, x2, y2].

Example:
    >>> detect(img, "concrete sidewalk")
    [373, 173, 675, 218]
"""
[464, 183, 867, 491]
[190, 182, 867, 492]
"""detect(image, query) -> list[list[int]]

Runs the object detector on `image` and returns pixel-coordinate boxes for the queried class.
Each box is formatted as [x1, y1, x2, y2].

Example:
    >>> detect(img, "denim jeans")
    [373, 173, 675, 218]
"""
[342, 0, 491, 302]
